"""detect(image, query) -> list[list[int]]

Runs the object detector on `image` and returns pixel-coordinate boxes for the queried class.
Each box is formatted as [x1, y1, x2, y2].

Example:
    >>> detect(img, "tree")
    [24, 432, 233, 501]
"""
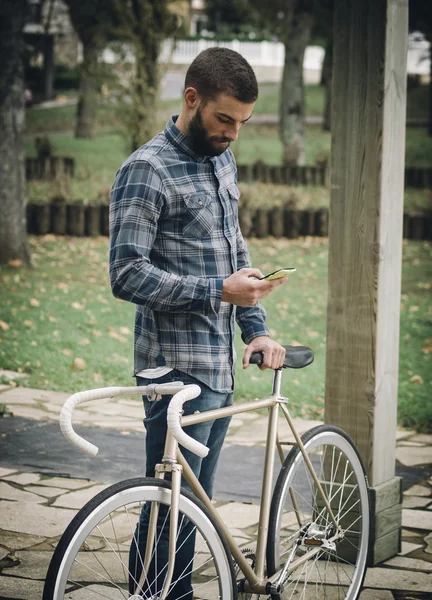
[0, 0, 31, 266]
[409, 0, 432, 135]
[64, 0, 117, 138]
[249, 0, 315, 165]
[116, 0, 183, 151]
[205, 0, 260, 37]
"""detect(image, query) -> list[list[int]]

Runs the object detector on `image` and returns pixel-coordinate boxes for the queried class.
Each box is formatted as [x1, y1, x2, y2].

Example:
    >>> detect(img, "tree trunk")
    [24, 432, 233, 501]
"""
[75, 39, 99, 138]
[131, 48, 160, 151]
[429, 41, 432, 136]
[0, 0, 31, 266]
[279, 2, 314, 166]
[322, 41, 333, 132]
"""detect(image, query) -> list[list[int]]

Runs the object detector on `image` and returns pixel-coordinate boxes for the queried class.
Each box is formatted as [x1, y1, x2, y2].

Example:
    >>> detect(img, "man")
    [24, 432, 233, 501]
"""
[109, 47, 287, 598]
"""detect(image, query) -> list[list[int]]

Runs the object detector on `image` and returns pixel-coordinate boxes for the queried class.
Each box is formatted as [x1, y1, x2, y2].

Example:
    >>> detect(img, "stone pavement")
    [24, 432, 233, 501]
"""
[0, 384, 431, 599]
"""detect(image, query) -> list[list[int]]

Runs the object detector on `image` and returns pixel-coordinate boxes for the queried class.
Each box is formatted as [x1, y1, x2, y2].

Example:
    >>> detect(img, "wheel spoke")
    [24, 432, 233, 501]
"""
[268, 426, 369, 600]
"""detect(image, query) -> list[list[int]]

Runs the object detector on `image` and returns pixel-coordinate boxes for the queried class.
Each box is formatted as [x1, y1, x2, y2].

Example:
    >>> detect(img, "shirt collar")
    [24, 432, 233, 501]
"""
[164, 115, 211, 163]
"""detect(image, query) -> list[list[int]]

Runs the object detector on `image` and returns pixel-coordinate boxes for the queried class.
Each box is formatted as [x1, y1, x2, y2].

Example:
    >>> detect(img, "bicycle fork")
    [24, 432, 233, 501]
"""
[134, 437, 182, 599]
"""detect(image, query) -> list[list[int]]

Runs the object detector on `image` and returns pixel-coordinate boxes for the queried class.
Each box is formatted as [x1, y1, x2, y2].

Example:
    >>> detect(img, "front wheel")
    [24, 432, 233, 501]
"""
[43, 477, 237, 599]
[267, 425, 370, 599]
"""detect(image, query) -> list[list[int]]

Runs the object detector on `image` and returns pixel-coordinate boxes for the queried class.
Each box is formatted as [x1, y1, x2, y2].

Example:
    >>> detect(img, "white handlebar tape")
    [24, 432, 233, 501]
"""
[167, 384, 209, 458]
[59, 384, 186, 457]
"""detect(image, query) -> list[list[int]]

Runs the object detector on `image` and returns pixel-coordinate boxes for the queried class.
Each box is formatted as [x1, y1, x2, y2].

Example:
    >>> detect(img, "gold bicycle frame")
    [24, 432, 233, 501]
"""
[140, 369, 340, 597]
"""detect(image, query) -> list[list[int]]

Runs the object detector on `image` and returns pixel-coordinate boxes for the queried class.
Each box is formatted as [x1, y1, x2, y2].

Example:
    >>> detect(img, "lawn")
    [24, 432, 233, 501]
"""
[0, 236, 430, 432]
[24, 82, 432, 210]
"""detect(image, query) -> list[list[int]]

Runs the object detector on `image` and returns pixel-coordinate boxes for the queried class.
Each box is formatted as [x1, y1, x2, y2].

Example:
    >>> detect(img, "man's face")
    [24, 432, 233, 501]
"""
[187, 93, 255, 157]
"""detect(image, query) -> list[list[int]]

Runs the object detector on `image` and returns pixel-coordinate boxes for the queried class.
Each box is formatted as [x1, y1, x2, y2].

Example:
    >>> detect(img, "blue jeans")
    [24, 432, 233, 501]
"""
[129, 369, 232, 598]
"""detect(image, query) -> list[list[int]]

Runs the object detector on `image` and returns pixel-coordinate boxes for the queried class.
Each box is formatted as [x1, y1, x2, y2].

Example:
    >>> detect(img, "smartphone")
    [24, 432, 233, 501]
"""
[260, 268, 296, 281]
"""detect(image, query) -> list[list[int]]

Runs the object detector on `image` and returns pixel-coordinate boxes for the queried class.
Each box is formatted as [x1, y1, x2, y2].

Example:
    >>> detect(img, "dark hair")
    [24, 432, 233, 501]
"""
[184, 47, 258, 103]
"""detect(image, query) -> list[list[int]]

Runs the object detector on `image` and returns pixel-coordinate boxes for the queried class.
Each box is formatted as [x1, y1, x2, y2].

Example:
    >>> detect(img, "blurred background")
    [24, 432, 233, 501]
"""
[0, 0, 431, 432]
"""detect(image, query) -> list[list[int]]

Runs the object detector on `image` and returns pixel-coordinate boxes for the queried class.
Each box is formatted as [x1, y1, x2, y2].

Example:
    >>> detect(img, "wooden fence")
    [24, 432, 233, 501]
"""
[26, 157, 75, 180]
[237, 163, 432, 189]
[26, 203, 432, 241]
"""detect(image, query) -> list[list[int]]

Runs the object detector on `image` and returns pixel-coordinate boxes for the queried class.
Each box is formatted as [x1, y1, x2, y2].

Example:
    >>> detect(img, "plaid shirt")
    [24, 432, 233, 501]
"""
[109, 116, 269, 392]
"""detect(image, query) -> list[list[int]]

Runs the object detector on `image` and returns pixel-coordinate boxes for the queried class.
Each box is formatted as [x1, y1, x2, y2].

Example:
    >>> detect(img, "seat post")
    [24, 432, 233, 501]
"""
[272, 368, 283, 396]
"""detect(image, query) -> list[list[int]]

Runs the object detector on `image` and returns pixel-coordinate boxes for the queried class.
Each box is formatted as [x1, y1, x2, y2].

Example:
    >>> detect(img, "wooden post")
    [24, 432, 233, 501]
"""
[325, 0, 407, 566]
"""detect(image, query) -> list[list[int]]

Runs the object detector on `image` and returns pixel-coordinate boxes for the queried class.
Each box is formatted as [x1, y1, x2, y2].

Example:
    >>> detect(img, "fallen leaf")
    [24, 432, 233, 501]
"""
[29, 298, 40, 307]
[48, 315, 56, 323]
[79, 338, 90, 345]
[410, 375, 424, 385]
[61, 348, 72, 356]
[92, 329, 102, 337]
[58, 283, 69, 292]
[107, 329, 127, 343]
[307, 331, 320, 338]
[8, 259, 22, 268]
[0, 321, 9, 331]
[71, 302, 84, 310]
[92, 373, 103, 382]
[409, 305, 419, 313]
[72, 357, 86, 370]
[422, 345, 432, 354]
[23, 320, 33, 327]
[119, 326, 132, 335]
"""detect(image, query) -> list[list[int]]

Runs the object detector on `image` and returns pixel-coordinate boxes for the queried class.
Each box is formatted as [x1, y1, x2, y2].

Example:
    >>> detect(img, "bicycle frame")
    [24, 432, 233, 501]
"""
[138, 369, 340, 597]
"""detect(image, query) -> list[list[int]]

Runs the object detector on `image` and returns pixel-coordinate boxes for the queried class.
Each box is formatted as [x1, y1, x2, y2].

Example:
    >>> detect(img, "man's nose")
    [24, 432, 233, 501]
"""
[224, 123, 241, 142]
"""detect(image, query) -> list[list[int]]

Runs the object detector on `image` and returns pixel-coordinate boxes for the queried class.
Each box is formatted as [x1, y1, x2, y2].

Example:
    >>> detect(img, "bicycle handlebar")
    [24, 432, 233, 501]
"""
[166, 384, 208, 458]
[59, 383, 207, 458]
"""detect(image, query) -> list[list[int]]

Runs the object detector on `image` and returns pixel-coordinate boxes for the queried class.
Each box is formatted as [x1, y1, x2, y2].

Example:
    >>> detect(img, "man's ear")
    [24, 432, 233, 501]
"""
[184, 87, 199, 109]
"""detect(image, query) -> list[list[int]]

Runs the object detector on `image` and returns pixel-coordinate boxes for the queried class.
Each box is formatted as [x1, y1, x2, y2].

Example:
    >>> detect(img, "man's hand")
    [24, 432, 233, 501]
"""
[222, 268, 287, 307]
[242, 336, 286, 370]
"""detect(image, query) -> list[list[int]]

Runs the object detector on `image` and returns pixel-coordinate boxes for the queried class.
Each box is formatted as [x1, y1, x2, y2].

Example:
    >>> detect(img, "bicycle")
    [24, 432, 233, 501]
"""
[43, 344, 370, 599]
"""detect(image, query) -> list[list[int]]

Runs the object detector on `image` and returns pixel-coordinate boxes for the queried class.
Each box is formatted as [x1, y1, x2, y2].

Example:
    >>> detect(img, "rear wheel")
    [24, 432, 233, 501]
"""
[267, 425, 370, 599]
[43, 477, 237, 599]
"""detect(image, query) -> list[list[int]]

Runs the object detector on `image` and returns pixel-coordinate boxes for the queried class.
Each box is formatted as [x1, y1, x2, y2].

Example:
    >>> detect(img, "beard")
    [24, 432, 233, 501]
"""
[187, 108, 231, 157]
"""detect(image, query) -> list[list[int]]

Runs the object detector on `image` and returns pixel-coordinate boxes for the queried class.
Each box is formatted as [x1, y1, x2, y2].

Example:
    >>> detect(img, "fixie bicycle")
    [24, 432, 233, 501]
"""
[43, 344, 370, 599]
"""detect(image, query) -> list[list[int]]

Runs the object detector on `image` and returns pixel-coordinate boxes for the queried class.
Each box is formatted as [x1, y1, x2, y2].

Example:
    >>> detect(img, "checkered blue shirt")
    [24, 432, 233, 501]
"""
[109, 116, 269, 392]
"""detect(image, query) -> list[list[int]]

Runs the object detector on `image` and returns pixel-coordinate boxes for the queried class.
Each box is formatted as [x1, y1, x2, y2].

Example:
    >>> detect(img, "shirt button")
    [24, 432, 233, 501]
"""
[198, 200, 203, 206]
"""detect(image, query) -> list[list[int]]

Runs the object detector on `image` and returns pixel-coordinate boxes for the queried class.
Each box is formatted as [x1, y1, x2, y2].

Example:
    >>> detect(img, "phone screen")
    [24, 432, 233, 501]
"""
[260, 268, 296, 281]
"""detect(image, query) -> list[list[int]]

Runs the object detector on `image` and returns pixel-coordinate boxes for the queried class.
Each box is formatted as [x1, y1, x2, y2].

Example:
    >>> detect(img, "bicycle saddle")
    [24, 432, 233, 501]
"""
[249, 344, 314, 369]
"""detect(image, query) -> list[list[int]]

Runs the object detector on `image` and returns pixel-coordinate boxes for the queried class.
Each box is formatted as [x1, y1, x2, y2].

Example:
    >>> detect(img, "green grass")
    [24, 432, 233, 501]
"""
[0, 237, 430, 431]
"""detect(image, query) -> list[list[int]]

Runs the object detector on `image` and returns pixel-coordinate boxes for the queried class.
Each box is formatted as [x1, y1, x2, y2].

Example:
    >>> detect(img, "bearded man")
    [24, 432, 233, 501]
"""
[109, 47, 288, 598]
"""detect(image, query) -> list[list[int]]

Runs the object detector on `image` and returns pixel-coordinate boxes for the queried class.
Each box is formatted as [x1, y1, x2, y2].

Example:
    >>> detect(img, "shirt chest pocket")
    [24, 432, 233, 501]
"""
[182, 193, 214, 238]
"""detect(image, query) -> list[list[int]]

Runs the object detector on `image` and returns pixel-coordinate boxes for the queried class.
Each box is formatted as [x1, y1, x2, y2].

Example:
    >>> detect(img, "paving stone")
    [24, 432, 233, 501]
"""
[411, 434, 432, 444]
[52, 484, 109, 509]
[396, 446, 432, 467]
[3, 472, 41, 485]
[396, 429, 415, 441]
[0, 532, 46, 550]
[400, 541, 424, 555]
[2, 550, 52, 580]
[37, 476, 93, 489]
[399, 441, 428, 447]
[0, 547, 9, 561]
[405, 484, 431, 497]
[0, 386, 68, 406]
[0, 369, 28, 380]
[0, 575, 44, 598]
[0, 385, 12, 393]
[0, 467, 16, 477]
[384, 556, 432, 572]
[402, 509, 432, 531]
[403, 496, 431, 508]
[425, 532, 432, 555]
[216, 502, 260, 529]
[0, 482, 45, 503]
[359, 590, 394, 600]
[6, 405, 50, 420]
[364, 566, 432, 591]
[25, 485, 66, 498]
[0, 501, 75, 537]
